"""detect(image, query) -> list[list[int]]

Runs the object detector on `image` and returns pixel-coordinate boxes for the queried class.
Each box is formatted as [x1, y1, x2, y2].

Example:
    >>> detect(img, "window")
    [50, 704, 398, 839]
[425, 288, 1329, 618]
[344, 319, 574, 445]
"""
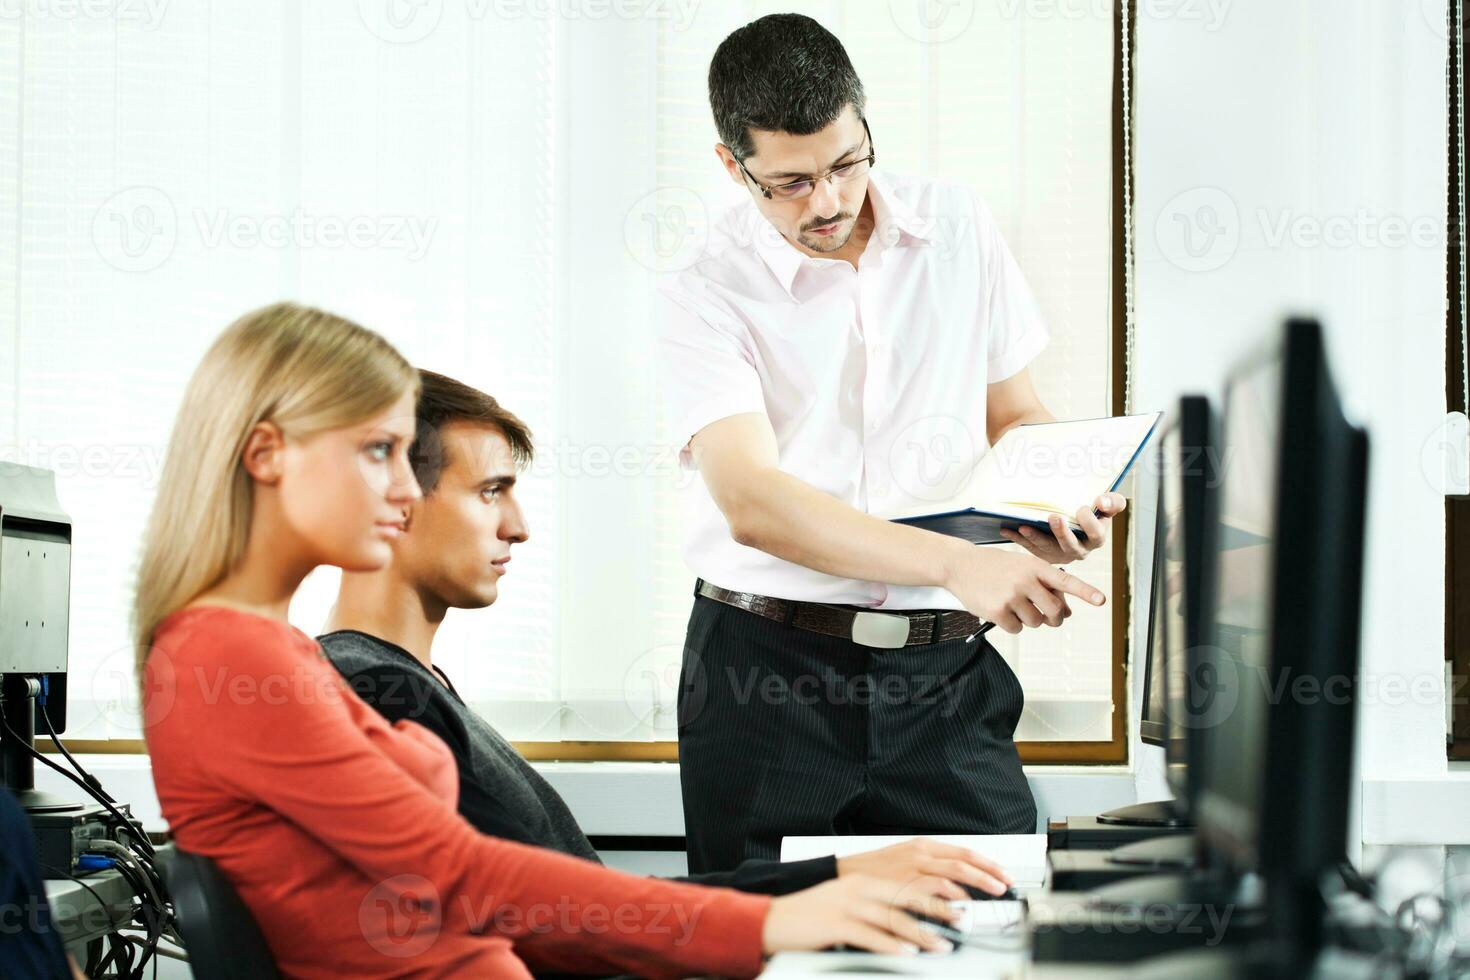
[3, 1, 1133, 763]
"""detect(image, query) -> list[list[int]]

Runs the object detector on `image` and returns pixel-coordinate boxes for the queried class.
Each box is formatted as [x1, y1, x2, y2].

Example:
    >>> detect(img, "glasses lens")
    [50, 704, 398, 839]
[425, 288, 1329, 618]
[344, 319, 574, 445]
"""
[771, 180, 814, 201]
[766, 157, 871, 201]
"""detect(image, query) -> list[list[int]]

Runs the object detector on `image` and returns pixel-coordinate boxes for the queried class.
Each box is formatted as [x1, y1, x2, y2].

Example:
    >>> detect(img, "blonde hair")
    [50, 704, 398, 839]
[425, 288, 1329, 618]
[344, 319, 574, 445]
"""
[132, 301, 419, 672]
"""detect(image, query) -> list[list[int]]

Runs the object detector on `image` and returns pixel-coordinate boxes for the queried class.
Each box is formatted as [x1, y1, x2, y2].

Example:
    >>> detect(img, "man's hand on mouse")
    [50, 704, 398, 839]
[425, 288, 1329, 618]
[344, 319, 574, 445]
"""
[836, 837, 1013, 898]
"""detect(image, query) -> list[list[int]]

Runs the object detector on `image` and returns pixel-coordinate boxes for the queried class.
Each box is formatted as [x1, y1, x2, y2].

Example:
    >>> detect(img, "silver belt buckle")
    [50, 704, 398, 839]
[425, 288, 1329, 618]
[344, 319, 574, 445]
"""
[851, 611, 910, 649]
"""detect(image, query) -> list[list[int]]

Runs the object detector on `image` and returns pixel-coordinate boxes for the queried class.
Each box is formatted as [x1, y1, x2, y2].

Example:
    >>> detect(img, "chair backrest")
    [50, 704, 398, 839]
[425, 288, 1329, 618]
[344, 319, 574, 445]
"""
[155, 845, 280, 980]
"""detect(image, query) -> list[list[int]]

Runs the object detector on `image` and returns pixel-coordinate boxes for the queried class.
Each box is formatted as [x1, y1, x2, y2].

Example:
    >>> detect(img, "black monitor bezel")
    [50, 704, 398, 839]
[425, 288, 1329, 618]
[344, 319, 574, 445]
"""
[1161, 396, 1220, 810]
[1138, 466, 1169, 750]
[1193, 319, 1364, 885]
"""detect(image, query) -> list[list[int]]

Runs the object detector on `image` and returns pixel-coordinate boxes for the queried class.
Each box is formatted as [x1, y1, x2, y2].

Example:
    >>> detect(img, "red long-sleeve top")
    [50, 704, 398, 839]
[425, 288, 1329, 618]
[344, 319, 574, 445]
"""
[143, 605, 770, 979]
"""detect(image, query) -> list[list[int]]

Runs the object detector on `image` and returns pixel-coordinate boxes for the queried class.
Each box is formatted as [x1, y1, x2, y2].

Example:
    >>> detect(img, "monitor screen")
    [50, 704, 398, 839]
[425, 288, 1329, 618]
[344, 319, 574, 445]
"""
[1139, 464, 1169, 749]
[1155, 401, 1222, 809]
[1196, 351, 1281, 862]
[1158, 421, 1191, 790]
[1191, 321, 1365, 907]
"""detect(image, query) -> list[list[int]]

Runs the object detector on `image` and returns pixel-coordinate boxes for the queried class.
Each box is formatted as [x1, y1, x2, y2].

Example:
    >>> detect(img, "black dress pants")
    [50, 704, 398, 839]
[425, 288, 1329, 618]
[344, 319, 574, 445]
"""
[677, 594, 1037, 874]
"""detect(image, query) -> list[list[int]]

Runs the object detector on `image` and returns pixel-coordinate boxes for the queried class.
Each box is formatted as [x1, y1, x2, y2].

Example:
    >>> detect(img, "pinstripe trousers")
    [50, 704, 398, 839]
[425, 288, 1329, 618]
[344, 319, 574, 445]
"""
[677, 594, 1038, 875]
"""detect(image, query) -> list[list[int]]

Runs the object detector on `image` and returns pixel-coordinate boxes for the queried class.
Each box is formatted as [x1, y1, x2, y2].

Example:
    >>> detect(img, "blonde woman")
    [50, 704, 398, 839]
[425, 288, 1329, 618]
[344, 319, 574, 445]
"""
[134, 302, 961, 979]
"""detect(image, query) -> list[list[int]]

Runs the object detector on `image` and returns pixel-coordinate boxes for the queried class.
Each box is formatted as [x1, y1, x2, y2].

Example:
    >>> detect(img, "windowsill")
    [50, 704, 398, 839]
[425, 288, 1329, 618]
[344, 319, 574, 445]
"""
[35, 756, 1139, 838]
[46, 756, 1470, 850]
[1362, 772, 1470, 845]
[514, 763, 1138, 836]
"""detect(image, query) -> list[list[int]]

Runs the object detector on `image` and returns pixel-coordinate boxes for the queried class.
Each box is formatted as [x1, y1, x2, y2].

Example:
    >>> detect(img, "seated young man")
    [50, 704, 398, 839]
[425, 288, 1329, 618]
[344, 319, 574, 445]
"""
[0, 787, 81, 980]
[319, 370, 1013, 899]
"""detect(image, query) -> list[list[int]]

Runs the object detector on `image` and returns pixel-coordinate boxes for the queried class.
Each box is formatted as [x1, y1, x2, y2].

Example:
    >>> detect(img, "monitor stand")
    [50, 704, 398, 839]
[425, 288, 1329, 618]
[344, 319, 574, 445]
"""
[1, 674, 83, 814]
[1107, 832, 1195, 869]
[1097, 800, 1191, 828]
[1090, 866, 1260, 913]
[10, 787, 83, 813]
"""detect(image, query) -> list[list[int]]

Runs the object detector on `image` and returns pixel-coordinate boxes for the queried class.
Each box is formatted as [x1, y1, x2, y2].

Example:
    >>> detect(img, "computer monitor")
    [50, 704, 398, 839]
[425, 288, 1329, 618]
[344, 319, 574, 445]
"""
[1138, 482, 1169, 750]
[1262, 423, 1366, 954]
[1194, 319, 1365, 898]
[0, 464, 77, 813]
[1099, 400, 1217, 832]
[1160, 397, 1222, 813]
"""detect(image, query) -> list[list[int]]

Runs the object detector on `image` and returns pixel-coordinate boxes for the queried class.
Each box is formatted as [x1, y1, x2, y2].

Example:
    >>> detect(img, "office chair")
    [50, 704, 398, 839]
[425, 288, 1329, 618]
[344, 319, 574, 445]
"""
[154, 845, 281, 980]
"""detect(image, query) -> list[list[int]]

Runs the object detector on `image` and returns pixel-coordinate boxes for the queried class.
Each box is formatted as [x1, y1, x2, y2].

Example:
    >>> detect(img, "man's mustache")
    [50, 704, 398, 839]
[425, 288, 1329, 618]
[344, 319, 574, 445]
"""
[802, 213, 851, 232]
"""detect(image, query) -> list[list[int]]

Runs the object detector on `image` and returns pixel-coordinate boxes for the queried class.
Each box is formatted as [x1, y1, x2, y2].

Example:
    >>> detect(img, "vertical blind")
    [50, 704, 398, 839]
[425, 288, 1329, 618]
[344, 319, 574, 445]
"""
[0, 1, 1116, 745]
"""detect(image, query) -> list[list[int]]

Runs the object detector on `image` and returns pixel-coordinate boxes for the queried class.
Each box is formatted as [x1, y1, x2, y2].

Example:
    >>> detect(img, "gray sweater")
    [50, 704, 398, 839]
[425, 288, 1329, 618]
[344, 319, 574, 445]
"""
[319, 629, 836, 896]
[320, 629, 597, 859]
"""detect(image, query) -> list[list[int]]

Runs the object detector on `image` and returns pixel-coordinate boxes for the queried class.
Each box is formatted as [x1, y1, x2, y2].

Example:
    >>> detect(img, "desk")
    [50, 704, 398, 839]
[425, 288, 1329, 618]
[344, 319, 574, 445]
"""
[760, 889, 1385, 978]
[760, 893, 1118, 978]
[760, 886, 1252, 978]
[762, 950, 1122, 978]
[44, 871, 136, 953]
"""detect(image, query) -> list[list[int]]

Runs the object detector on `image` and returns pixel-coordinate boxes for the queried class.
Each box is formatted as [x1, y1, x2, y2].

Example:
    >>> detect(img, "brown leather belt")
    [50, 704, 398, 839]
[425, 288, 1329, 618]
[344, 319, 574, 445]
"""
[695, 579, 985, 650]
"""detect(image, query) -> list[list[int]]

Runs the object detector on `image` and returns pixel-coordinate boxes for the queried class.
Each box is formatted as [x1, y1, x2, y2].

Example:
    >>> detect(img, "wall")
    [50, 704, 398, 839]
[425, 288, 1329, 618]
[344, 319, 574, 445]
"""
[1130, 0, 1456, 851]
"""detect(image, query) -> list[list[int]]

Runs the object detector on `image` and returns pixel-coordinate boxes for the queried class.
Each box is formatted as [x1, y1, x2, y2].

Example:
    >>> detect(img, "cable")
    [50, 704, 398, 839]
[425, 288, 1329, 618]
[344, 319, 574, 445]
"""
[39, 863, 130, 937]
[38, 695, 117, 805]
[1321, 863, 1470, 980]
[43, 723, 181, 977]
[116, 932, 187, 961]
[87, 839, 175, 980]
[1336, 860, 1375, 900]
[0, 710, 154, 856]
[87, 841, 166, 921]
[6, 714, 176, 979]
[94, 930, 134, 978]
[116, 930, 188, 975]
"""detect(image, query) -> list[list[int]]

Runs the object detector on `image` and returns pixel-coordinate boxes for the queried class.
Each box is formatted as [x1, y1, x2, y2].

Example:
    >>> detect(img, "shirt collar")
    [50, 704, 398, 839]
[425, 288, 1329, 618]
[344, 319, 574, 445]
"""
[868, 170, 935, 247]
[751, 170, 933, 299]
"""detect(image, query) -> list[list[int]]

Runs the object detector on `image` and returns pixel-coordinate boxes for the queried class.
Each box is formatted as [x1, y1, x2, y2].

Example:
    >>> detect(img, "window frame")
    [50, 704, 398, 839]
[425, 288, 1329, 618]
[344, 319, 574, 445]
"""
[1446, 0, 1470, 761]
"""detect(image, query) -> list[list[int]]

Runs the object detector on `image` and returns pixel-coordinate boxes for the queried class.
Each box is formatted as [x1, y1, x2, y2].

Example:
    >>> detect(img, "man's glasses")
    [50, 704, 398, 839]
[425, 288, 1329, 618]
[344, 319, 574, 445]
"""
[735, 118, 876, 202]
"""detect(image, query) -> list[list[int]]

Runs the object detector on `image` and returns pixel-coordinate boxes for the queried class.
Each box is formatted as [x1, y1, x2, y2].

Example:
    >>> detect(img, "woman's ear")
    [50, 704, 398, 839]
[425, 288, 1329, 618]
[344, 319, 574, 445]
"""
[240, 420, 286, 485]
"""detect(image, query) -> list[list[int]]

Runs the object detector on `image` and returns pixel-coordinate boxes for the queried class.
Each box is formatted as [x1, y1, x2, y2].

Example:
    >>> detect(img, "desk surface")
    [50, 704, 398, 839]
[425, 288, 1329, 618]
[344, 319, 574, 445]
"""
[762, 950, 1122, 978]
[761, 893, 1087, 979]
[760, 887, 1240, 979]
[44, 871, 135, 948]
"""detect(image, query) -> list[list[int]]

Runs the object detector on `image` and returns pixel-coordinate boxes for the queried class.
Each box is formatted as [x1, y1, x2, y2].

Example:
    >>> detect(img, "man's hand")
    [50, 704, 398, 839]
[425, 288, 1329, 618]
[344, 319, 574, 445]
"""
[943, 546, 1106, 634]
[763, 874, 963, 956]
[688, 414, 1106, 635]
[998, 493, 1127, 565]
[837, 838, 1013, 898]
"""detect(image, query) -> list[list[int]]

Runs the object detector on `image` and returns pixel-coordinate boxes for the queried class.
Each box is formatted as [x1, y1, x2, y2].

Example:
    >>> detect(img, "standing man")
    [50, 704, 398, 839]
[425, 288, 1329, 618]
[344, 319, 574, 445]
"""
[659, 14, 1126, 874]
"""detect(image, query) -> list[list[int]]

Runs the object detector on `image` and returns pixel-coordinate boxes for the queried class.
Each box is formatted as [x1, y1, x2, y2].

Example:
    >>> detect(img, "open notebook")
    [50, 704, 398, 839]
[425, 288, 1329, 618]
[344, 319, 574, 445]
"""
[779, 833, 1048, 892]
[891, 412, 1162, 546]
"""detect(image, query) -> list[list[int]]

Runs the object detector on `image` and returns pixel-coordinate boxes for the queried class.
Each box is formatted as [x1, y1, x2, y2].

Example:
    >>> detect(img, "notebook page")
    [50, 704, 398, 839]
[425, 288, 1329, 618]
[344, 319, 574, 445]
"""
[888, 413, 1159, 524]
[967, 414, 1161, 514]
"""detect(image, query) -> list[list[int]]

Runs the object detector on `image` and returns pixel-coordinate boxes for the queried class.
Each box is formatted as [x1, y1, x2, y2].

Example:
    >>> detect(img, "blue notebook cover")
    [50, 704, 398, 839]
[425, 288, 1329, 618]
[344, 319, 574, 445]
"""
[892, 508, 1088, 546]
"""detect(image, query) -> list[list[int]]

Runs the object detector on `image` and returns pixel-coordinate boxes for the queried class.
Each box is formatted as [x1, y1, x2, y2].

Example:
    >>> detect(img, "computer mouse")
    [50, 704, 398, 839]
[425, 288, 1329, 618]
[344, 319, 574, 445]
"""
[906, 910, 966, 952]
[962, 883, 1019, 901]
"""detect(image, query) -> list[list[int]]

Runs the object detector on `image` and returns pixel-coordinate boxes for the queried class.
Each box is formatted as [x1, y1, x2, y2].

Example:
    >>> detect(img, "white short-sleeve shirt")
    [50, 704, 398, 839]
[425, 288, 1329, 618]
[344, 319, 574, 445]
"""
[658, 171, 1049, 610]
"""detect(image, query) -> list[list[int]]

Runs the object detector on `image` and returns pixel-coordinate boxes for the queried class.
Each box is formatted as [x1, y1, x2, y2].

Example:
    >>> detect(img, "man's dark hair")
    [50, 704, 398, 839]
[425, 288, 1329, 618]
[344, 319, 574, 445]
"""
[411, 369, 534, 494]
[708, 13, 866, 161]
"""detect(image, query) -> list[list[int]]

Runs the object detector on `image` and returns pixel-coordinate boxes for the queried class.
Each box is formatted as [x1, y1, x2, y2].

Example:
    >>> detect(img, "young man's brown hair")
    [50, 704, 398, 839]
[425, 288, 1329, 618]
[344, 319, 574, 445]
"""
[411, 369, 534, 493]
